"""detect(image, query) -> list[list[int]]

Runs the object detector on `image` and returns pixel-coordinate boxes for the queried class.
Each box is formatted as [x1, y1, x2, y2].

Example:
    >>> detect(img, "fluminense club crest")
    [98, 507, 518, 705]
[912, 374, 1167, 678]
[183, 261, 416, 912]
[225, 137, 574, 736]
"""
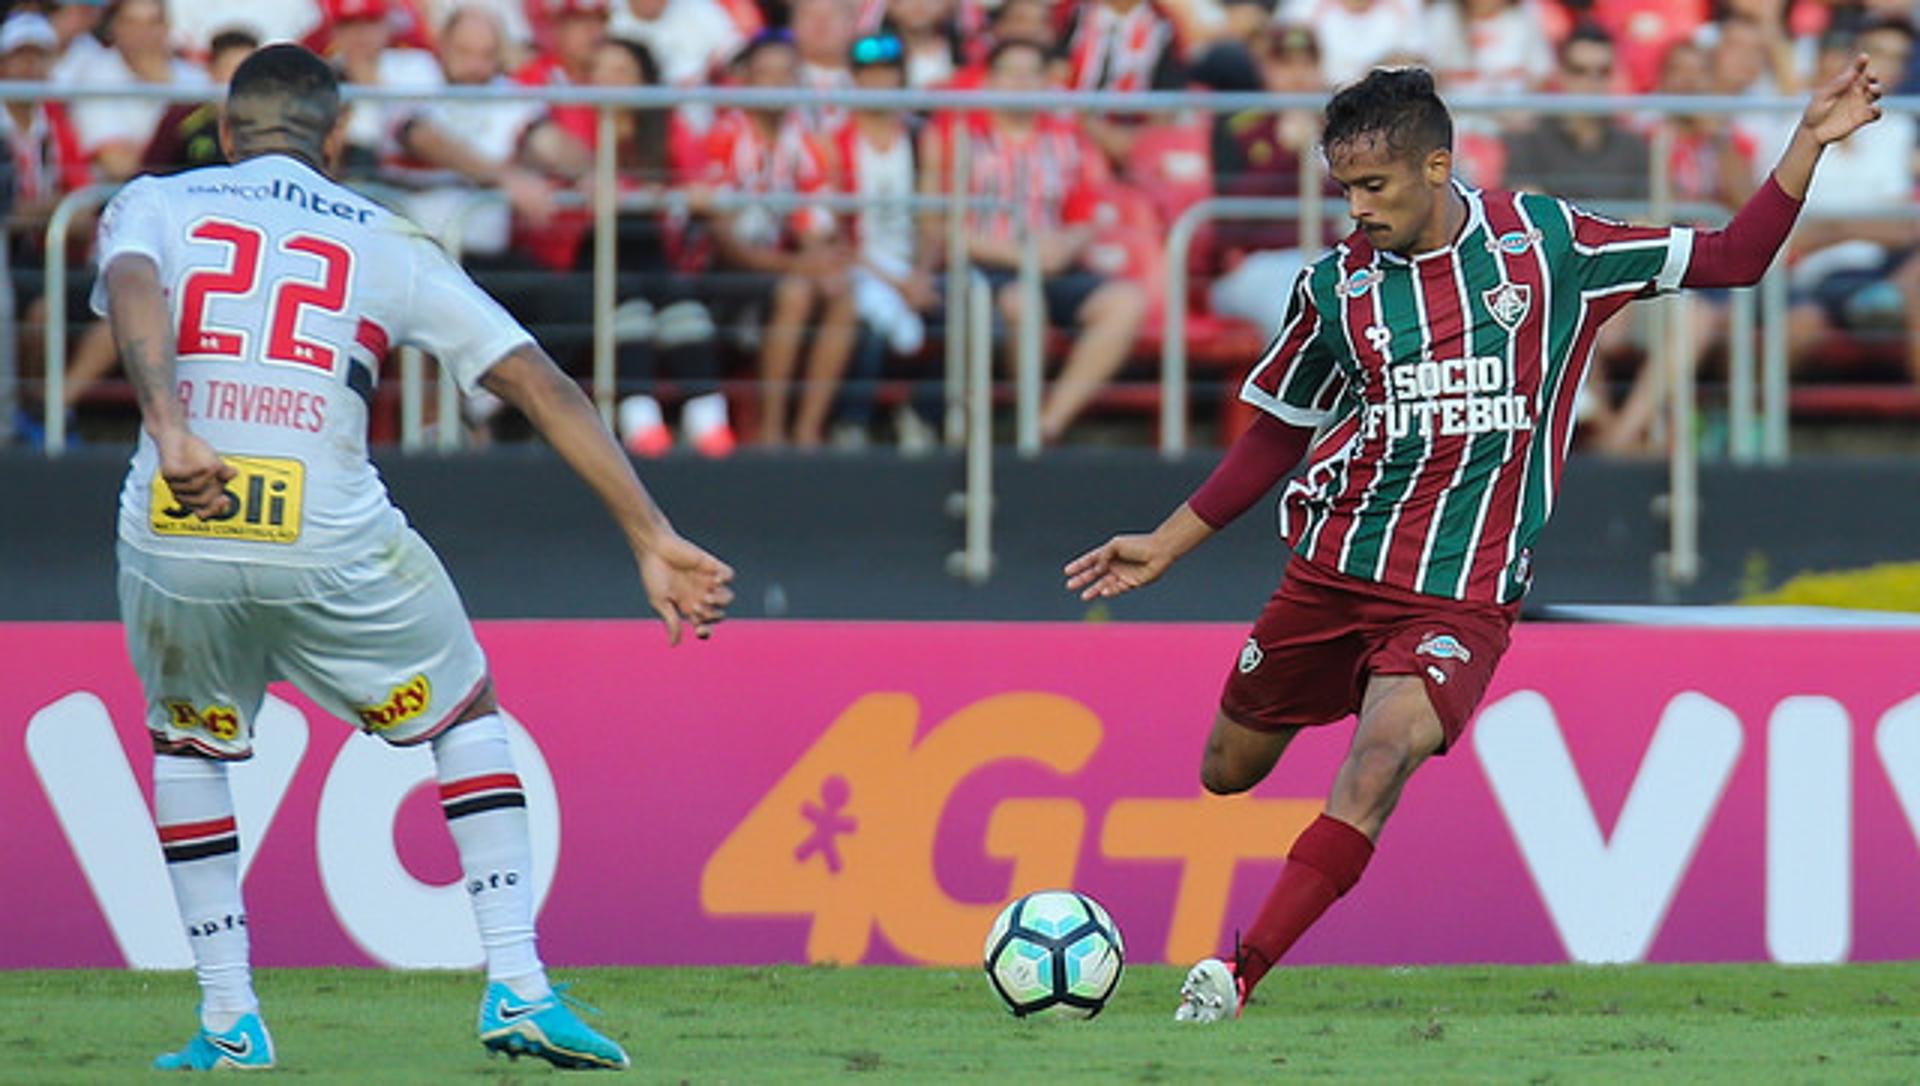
[1483, 281, 1531, 331]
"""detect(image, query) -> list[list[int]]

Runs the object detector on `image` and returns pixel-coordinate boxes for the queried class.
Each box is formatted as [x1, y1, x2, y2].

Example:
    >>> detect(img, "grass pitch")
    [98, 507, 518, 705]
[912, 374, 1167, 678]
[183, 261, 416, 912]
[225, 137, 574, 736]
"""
[7, 963, 1919, 1083]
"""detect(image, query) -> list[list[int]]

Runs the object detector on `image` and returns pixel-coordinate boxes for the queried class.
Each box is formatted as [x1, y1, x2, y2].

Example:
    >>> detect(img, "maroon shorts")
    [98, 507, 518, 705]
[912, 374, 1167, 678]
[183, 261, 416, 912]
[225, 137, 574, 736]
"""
[1219, 554, 1519, 752]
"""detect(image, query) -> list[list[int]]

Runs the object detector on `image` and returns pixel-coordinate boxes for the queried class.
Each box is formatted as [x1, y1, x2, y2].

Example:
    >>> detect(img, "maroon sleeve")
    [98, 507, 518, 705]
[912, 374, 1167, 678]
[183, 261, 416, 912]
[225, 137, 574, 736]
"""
[1681, 175, 1804, 288]
[1187, 413, 1314, 530]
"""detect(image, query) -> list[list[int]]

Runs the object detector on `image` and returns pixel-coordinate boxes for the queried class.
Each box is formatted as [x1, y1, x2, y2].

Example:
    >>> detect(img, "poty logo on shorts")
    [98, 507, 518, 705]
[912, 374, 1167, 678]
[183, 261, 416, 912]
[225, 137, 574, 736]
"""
[165, 700, 241, 741]
[1238, 638, 1265, 674]
[1415, 633, 1472, 664]
[354, 674, 432, 732]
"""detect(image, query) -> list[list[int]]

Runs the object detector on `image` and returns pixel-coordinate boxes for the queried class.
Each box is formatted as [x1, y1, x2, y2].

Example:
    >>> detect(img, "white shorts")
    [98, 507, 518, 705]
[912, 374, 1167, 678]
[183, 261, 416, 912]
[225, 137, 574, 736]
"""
[116, 527, 489, 759]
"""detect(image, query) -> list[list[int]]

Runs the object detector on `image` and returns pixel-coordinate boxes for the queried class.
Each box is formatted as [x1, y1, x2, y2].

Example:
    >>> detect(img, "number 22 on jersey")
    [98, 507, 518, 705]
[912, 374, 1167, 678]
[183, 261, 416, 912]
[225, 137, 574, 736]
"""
[175, 216, 354, 373]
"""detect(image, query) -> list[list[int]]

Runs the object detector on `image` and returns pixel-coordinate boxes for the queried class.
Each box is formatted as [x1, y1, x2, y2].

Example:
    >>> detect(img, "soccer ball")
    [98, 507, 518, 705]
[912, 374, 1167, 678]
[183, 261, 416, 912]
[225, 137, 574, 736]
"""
[982, 890, 1124, 1018]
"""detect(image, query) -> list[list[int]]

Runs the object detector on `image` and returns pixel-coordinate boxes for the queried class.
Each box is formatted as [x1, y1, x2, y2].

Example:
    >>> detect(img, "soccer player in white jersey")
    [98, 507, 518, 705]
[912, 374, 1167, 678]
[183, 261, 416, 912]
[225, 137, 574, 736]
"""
[1066, 61, 1884, 1023]
[99, 44, 734, 1070]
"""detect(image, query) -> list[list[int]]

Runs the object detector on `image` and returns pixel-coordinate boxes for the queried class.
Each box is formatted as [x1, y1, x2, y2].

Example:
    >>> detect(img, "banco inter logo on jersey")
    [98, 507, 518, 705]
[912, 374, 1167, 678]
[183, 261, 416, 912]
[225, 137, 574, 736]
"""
[103, 154, 535, 564]
[150, 455, 305, 544]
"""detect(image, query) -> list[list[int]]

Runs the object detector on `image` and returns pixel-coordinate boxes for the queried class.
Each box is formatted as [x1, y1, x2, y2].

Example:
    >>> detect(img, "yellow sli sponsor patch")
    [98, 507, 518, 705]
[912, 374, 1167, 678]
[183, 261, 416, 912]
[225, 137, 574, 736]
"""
[150, 454, 304, 544]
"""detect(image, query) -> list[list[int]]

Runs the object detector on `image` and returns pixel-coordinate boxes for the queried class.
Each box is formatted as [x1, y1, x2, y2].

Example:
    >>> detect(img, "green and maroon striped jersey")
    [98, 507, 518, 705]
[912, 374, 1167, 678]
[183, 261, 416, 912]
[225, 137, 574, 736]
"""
[1243, 182, 1693, 604]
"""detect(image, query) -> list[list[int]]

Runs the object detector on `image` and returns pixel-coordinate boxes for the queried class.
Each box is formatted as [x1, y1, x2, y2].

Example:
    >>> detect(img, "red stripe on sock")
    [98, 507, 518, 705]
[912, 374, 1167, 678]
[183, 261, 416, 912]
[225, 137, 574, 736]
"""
[438, 772, 522, 802]
[157, 815, 237, 843]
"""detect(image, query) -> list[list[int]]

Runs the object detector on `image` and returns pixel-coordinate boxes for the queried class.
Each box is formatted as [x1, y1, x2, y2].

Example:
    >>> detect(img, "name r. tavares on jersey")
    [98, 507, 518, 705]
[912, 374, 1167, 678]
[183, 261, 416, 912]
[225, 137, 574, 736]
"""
[184, 177, 376, 225]
[176, 377, 326, 434]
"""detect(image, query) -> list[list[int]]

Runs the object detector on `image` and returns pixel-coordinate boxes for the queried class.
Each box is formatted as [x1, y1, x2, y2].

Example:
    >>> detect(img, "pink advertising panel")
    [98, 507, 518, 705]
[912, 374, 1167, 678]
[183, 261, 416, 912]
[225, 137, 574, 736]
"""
[6, 620, 1920, 970]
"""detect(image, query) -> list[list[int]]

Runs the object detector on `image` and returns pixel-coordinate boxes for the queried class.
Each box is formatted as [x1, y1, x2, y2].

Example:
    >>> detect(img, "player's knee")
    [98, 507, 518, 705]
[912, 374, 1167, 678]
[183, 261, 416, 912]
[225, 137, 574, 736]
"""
[1343, 739, 1416, 803]
[1199, 749, 1257, 795]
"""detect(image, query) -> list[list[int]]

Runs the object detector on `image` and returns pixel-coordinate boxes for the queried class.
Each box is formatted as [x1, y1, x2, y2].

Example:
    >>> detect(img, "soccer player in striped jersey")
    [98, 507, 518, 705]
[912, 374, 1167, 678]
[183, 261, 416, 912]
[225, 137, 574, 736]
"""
[103, 45, 732, 1069]
[1066, 60, 1884, 1022]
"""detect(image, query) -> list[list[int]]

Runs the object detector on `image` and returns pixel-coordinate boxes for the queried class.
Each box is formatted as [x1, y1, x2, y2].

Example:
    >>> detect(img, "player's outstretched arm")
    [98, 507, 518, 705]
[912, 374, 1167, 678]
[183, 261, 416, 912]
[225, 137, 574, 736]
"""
[1064, 414, 1314, 600]
[480, 346, 735, 644]
[1775, 53, 1883, 199]
[1065, 503, 1215, 601]
[103, 253, 235, 520]
[1681, 55, 1884, 290]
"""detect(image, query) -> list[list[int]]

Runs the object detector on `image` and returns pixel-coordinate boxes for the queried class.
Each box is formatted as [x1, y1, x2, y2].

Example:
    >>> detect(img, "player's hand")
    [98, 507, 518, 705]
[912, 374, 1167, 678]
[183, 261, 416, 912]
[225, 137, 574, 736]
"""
[1802, 54, 1883, 146]
[1064, 533, 1173, 601]
[156, 429, 235, 520]
[638, 533, 735, 645]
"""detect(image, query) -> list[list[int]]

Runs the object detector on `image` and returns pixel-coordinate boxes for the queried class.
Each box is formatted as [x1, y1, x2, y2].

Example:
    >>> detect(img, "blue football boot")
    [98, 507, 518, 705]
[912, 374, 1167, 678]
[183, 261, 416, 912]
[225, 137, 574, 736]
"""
[153, 1010, 275, 1070]
[477, 982, 630, 1070]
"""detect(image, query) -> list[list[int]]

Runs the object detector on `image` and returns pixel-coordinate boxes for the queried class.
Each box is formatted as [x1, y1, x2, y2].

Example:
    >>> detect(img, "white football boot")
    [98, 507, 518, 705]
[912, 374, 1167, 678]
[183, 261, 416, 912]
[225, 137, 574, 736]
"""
[1173, 958, 1244, 1023]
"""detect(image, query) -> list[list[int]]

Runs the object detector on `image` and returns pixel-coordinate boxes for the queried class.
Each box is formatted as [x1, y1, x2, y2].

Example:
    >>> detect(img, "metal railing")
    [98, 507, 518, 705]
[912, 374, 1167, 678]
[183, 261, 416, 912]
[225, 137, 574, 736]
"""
[18, 79, 1919, 592]
[403, 184, 1032, 453]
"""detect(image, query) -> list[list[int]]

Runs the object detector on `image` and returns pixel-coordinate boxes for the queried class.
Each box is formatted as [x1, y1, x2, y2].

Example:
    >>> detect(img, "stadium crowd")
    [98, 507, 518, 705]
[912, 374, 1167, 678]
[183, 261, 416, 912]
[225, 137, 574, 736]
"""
[2, 0, 1918, 455]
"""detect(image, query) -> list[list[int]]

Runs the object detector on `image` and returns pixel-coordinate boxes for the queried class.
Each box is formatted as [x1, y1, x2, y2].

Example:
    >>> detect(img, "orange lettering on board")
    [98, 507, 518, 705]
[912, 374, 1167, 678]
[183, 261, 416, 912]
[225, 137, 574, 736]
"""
[700, 692, 1100, 965]
[1101, 794, 1321, 963]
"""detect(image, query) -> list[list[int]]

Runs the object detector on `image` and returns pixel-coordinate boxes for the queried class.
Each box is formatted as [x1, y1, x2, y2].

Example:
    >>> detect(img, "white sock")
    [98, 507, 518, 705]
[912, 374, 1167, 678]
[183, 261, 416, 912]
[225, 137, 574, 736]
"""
[682, 391, 729, 439]
[153, 754, 258, 1030]
[617, 394, 664, 441]
[430, 713, 550, 1000]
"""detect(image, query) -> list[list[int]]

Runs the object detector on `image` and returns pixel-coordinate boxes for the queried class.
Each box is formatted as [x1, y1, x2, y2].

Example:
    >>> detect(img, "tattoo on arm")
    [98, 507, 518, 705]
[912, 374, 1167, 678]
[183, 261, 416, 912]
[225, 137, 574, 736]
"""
[106, 258, 186, 434]
[116, 334, 177, 420]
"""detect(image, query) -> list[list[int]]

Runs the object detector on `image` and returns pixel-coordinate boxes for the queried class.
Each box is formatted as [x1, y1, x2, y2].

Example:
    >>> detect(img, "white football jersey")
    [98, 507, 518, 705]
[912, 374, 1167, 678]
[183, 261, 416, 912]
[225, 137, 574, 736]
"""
[93, 153, 533, 565]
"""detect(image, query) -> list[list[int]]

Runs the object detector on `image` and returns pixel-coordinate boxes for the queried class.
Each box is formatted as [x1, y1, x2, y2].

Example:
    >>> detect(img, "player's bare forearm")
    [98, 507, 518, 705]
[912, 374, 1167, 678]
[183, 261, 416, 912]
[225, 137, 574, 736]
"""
[1771, 124, 1825, 201]
[104, 254, 187, 439]
[1773, 54, 1884, 200]
[1150, 503, 1216, 567]
[480, 345, 672, 552]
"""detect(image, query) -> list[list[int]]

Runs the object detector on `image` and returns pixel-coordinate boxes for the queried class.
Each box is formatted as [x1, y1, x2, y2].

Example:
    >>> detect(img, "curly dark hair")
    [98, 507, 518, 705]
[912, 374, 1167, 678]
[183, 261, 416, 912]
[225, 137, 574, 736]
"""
[1322, 67, 1452, 162]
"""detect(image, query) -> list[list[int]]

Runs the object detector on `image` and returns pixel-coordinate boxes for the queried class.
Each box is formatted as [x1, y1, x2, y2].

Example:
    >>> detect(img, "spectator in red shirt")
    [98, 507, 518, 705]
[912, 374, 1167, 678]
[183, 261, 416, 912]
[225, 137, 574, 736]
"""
[0, 11, 91, 445]
[701, 30, 860, 447]
[518, 0, 611, 143]
[1061, 0, 1187, 168]
[0, 13, 88, 226]
[1657, 37, 1757, 209]
[1584, 0, 1708, 92]
[925, 37, 1147, 444]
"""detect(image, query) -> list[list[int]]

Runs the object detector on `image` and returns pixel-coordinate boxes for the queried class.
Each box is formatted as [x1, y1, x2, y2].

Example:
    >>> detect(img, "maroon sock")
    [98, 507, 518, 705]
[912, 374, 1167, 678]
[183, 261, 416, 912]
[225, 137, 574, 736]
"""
[1237, 814, 1375, 993]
